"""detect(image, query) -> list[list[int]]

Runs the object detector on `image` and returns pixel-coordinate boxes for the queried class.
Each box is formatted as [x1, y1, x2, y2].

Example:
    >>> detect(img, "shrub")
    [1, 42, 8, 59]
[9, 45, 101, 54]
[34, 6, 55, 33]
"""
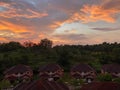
[97, 73, 112, 82]
[113, 78, 120, 83]
[0, 80, 11, 89]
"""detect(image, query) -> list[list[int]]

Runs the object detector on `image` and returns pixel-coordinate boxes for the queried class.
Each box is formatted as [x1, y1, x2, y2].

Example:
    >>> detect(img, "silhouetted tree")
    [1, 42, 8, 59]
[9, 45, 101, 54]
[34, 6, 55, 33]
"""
[23, 41, 36, 47]
[39, 38, 53, 48]
[0, 41, 23, 52]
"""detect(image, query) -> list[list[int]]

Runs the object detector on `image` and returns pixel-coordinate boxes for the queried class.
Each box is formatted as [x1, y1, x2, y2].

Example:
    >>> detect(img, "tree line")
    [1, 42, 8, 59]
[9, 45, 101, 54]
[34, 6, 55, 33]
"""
[0, 39, 120, 79]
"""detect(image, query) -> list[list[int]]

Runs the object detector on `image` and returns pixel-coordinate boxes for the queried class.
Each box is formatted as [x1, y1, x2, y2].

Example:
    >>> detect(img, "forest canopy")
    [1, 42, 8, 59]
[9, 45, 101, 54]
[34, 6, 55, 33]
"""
[0, 39, 120, 79]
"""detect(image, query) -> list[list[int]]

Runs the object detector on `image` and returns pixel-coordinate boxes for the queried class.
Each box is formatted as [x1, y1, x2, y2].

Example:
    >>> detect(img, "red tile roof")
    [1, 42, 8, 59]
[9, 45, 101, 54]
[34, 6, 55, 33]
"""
[14, 81, 33, 90]
[102, 64, 120, 73]
[13, 80, 69, 90]
[81, 82, 120, 90]
[5, 75, 17, 81]
[4, 64, 32, 75]
[71, 73, 82, 78]
[71, 63, 95, 73]
[39, 64, 63, 72]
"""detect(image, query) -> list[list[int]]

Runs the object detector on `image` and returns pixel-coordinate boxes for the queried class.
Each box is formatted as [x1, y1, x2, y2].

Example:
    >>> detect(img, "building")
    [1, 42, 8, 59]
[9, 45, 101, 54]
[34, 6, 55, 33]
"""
[13, 80, 69, 90]
[70, 63, 96, 83]
[38, 64, 64, 81]
[101, 64, 120, 78]
[4, 64, 33, 83]
[81, 82, 120, 90]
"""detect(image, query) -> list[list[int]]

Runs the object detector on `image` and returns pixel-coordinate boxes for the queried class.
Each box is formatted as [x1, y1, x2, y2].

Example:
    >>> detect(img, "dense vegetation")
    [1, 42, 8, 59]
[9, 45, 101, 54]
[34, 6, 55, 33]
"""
[0, 39, 120, 80]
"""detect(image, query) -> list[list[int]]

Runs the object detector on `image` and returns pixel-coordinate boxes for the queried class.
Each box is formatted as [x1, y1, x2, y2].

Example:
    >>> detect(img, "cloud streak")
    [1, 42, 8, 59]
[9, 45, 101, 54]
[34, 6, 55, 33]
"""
[92, 27, 120, 31]
[0, 1, 48, 18]
[66, 1, 120, 23]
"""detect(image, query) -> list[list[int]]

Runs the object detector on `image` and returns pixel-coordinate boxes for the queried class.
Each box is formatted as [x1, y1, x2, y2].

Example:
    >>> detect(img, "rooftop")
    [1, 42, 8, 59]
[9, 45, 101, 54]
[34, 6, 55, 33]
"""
[14, 80, 69, 90]
[102, 64, 120, 73]
[39, 63, 63, 72]
[81, 82, 120, 90]
[71, 63, 95, 73]
[4, 64, 32, 75]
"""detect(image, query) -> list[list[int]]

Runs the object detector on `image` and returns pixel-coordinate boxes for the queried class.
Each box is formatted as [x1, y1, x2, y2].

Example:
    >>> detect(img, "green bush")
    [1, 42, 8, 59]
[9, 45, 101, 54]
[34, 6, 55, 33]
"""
[70, 78, 84, 86]
[0, 80, 11, 89]
[97, 73, 112, 82]
[57, 73, 71, 83]
[113, 78, 120, 83]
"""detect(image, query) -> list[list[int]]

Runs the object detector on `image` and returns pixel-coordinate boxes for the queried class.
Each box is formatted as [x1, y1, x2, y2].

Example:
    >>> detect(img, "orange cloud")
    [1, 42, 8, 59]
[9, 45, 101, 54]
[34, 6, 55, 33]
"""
[0, 37, 7, 42]
[0, 2, 48, 19]
[66, 4, 120, 23]
[38, 33, 46, 38]
[0, 8, 48, 19]
[0, 21, 28, 33]
[26, 9, 48, 18]
[49, 21, 64, 29]
[0, 2, 10, 8]
[0, 29, 37, 43]
[0, 20, 36, 41]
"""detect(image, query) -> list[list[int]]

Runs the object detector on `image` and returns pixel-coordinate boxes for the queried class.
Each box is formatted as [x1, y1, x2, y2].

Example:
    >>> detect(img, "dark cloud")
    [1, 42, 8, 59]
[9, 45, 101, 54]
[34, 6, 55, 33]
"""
[92, 27, 120, 31]
[53, 34, 87, 40]
[19, 32, 32, 35]
[0, 0, 13, 3]
[102, 0, 120, 9]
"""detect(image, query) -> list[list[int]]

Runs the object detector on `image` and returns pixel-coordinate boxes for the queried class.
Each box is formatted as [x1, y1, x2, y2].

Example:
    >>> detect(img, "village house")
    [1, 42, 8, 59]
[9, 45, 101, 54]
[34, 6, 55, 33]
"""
[101, 64, 120, 78]
[80, 82, 120, 90]
[13, 79, 69, 90]
[70, 63, 96, 83]
[38, 63, 64, 81]
[4, 64, 33, 83]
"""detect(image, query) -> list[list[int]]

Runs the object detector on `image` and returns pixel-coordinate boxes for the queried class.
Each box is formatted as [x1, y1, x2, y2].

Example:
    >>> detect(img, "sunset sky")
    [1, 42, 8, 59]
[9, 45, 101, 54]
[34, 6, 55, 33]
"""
[0, 0, 120, 45]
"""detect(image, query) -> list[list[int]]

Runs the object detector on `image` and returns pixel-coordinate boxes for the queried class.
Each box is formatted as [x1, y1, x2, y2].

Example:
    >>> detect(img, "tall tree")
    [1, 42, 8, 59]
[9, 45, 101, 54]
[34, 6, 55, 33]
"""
[39, 38, 53, 48]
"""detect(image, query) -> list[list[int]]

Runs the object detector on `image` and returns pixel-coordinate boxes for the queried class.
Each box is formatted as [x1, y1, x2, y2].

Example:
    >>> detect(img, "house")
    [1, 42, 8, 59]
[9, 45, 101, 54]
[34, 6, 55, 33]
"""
[4, 64, 33, 83]
[38, 64, 64, 81]
[70, 63, 96, 83]
[101, 64, 120, 78]
[13, 79, 69, 90]
[81, 82, 120, 90]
